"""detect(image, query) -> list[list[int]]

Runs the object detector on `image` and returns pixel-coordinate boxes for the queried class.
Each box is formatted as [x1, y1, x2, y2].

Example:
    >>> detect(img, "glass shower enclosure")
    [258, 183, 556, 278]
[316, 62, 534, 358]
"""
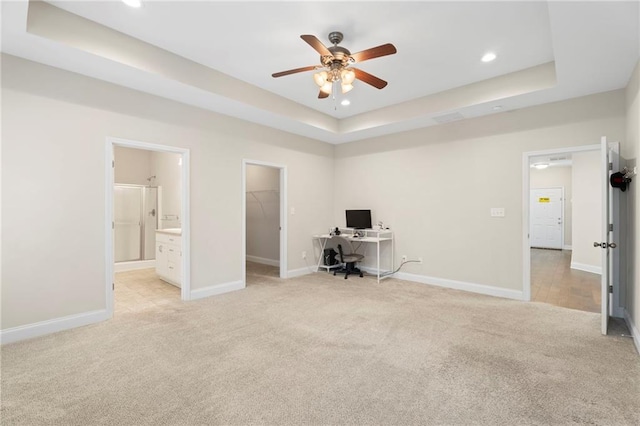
[114, 185, 158, 262]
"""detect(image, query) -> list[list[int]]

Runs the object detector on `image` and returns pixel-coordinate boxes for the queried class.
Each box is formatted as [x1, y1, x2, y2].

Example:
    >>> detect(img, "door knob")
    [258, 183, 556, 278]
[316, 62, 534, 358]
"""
[593, 242, 617, 249]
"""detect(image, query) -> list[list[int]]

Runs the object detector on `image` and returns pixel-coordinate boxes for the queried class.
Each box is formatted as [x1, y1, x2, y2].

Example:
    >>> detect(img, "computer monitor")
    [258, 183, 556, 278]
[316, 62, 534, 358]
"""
[345, 209, 372, 229]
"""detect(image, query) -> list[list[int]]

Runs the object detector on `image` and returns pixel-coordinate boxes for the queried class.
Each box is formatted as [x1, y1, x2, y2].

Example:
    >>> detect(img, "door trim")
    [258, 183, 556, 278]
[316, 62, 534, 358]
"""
[106, 137, 191, 319]
[242, 159, 288, 285]
[522, 144, 599, 302]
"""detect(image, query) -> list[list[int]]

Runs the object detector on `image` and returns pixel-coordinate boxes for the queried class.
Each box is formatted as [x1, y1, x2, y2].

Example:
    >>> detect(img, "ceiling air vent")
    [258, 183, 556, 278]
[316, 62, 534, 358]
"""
[432, 112, 465, 124]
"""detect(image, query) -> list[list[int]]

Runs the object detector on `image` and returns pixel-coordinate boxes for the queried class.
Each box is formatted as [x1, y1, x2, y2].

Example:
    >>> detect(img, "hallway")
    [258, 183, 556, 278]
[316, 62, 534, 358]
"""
[531, 248, 600, 313]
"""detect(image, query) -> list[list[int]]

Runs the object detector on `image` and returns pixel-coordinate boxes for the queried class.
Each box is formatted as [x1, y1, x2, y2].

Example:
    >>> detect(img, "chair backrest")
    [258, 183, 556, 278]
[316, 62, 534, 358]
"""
[332, 236, 353, 263]
[336, 243, 345, 263]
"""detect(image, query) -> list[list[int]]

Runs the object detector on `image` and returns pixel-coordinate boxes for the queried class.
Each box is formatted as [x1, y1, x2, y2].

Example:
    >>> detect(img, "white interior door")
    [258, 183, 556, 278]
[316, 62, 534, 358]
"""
[530, 188, 563, 249]
[597, 137, 620, 335]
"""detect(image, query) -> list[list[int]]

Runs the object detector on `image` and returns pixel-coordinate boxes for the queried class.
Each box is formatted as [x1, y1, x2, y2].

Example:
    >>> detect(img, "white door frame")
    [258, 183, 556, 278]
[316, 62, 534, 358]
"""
[242, 159, 288, 285]
[105, 137, 191, 318]
[529, 187, 564, 250]
[522, 144, 599, 302]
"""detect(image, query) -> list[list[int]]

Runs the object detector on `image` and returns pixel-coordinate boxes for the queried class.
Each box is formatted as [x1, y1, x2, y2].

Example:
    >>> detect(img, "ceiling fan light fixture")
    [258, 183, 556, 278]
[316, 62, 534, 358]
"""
[320, 82, 333, 94]
[341, 69, 355, 85]
[313, 71, 328, 87]
[341, 83, 354, 94]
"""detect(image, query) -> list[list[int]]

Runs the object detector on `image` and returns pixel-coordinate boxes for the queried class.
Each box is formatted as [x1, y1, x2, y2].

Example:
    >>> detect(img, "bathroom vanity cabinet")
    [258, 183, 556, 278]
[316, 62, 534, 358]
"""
[155, 229, 182, 287]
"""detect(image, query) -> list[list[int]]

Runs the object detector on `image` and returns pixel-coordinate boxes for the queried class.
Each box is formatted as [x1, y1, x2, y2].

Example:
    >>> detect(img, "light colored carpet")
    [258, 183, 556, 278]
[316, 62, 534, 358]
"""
[1, 267, 638, 425]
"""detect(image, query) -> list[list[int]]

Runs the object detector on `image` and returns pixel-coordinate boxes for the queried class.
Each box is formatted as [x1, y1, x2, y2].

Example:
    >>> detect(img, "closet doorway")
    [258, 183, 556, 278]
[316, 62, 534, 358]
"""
[242, 160, 287, 286]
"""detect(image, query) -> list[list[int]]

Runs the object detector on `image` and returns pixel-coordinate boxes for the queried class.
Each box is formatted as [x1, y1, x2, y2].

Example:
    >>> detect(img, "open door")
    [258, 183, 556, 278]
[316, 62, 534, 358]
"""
[596, 137, 620, 335]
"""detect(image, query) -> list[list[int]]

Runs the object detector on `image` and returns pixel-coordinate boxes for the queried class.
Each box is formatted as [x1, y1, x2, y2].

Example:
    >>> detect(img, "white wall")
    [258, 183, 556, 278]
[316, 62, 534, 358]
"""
[246, 165, 280, 264]
[151, 151, 181, 229]
[530, 166, 572, 247]
[1, 55, 334, 330]
[624, 59, 639, 345]
[334, 90, 625, 294]
[570, 151, 602, 273]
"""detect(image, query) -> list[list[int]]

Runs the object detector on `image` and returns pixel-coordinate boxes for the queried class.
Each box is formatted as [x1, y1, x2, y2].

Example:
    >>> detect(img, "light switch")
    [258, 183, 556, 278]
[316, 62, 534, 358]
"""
[490, 208, 505, 218]
[290, 207, 296, 215]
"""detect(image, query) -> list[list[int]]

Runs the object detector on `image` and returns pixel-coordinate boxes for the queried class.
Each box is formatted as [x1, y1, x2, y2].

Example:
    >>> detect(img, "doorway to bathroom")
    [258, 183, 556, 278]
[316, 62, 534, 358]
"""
[106, 138, 191, 318]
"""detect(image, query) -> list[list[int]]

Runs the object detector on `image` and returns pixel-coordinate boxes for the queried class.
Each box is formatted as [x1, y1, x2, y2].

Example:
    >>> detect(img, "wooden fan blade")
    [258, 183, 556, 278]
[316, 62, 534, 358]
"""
[301, 34, 332, 56]
[272, 66, 317, 78]
[350, 43, 397, 63]
[352, 68, 388, 89]
[318, 90, 330, 99]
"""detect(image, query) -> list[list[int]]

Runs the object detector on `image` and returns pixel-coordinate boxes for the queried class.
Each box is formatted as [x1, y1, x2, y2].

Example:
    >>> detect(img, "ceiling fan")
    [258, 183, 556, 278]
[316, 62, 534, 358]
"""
[272, 32, 397, 99]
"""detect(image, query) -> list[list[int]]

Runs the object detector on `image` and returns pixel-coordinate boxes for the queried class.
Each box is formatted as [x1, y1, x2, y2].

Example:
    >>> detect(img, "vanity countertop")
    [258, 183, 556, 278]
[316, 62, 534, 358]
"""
[156, 228, 181, 236]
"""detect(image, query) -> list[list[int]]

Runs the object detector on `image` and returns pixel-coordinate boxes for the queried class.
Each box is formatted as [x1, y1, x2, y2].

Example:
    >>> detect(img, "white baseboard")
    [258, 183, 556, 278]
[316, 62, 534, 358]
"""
[246, 255, 280, 267]
[563, 245, 573, 250]
[287, 267, 314, 278]
[114, 259, 156, 272]
[393, 271, 525, 301]
[623, 309, 640, 355]
[570, 262, 602, 275]
[190, 280, 244, 300]
[1, 309, 110, 345]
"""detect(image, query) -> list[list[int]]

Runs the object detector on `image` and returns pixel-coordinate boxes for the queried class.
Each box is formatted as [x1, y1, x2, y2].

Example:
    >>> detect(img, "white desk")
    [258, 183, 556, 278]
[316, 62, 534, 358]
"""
[313, 228, 394, 282]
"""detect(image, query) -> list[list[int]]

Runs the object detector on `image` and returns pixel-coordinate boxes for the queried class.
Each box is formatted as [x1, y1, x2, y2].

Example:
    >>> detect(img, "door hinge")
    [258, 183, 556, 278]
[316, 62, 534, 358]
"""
[609, 285, 613, 294]
[112, 221, 115, 229]
[609, 162, 613, 171]
[112, 160, 115, 168]
[609, 224, 613, 232]
[112, 282, 115, 290]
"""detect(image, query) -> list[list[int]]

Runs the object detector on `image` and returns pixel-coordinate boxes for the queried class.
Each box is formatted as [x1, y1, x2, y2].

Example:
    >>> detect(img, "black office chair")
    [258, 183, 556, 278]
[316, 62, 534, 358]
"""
[333, 237, 364, 279]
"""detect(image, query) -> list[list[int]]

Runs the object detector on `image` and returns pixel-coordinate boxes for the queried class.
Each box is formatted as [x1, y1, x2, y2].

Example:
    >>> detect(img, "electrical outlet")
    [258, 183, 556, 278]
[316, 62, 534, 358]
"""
[418, 257, 423, 264]
[302, 251, 307, 259]
[401, 255, 407, 263]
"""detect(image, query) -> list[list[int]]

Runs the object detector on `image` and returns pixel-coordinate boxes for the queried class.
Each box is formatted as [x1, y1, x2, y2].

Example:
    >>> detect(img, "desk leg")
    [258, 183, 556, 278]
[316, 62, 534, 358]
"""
[315, 238, 328, 272]
[377, 240, 380, 283]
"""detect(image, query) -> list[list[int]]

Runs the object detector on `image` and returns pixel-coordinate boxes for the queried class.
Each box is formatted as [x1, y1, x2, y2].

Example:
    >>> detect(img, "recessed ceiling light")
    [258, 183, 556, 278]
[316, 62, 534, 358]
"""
[532, 162, 549, 170]
[481, 52, 497, 63]
[122, 0, 143, 8]
[341, 99, 350, 106]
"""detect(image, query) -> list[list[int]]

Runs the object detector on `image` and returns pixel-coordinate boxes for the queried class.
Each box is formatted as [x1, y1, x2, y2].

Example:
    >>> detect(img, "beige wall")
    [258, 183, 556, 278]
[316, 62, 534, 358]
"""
[1, 56, 334, 329]
[114, 146, 152, 185]
[571, 151, 602, 271]
[625, 60, 639, 337]
[334, 90, 626, 292]
[246, 165, 280, 263]
[530, 166, 573, 247]
[151, 151, 182, 229]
